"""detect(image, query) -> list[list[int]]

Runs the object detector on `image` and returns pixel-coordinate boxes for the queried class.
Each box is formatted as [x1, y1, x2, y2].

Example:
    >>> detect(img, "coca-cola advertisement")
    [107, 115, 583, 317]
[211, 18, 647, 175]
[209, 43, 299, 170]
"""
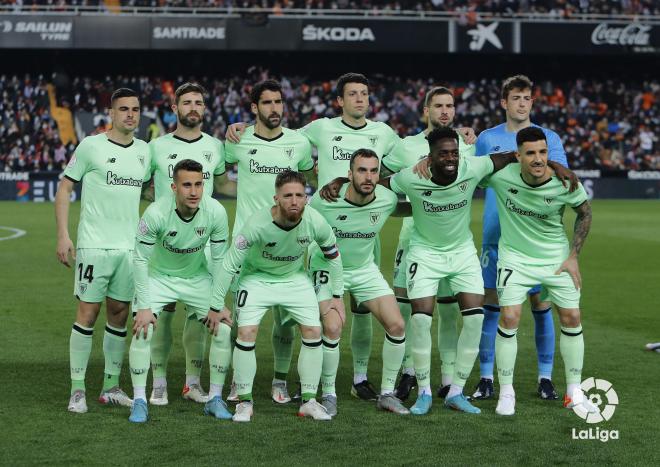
[521, 22, 658, 54]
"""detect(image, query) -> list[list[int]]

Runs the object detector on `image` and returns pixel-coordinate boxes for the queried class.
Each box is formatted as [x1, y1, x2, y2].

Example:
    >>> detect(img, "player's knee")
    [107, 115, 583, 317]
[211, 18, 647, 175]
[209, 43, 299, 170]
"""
[386, 318, 405, 337]
[76, 302, 101, 327]
[499, 310, 520, 330]
[212, 323, 232, 345]
[558, 308, 581, 328]
[322, 318, 342, 340]
[237, 326, 257, 343]
[300, 325, 321, 340]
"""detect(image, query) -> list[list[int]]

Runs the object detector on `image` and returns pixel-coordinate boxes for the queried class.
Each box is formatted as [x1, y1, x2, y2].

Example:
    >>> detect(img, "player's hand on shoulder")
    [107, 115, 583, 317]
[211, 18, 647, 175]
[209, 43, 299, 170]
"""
[555, 255, 581, 290]
[225, 122, 247, 143]
[550, 162, 579, 192]
[457, 127, 477, 145]
[329, 297, 346, 325]
[412, 157, 432, 179]
[56, 236, 75, 267]
[133, 309, 156, 338]
[319, 177, 345, 202]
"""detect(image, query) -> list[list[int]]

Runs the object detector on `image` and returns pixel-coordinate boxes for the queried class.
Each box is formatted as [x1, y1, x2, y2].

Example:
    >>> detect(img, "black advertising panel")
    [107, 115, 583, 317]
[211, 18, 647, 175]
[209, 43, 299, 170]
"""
[73, 15, 150, 49]
[299, 19, 449, 53]
[521, 21, 660, 54]
[151, 17, 227, 50]
[226, 17, 301, 51]
[0, 14, 74, 48]
[454, 21, 515, 54]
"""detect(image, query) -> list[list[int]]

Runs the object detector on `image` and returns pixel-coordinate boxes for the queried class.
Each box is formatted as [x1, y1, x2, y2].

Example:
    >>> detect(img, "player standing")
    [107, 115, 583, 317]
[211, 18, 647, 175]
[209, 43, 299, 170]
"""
[381, 86, 475, 400]
[484, 127, 595, 416]
[211, 170, 344, 422]
[128, 159, 231, 423]
[146, 83, 228, 406]
[56, 88, 150, 413]
[310, 149, 410, 416]
[474, 75, 570, 401]
[223, 79, 316, 403]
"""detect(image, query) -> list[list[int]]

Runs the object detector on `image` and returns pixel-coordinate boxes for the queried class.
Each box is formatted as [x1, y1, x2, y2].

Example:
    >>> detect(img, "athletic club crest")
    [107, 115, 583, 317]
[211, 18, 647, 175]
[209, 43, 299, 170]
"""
[284, 148, 294, 160]
[369, 212, 381, 225]
[137, 155, 145, 167]
[368, 136, 378, 147]
[296, 236, 311, 248]
[544, 197, 554, 205]
[79, 283, 88, 294]
[203, 151, 212, 163]
[458, 181, 469, 193]
[195, 227, 206, 237]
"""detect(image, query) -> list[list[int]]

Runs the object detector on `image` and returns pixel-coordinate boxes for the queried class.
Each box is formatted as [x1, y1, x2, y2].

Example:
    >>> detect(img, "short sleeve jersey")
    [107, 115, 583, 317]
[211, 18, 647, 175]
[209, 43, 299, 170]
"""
[149, 132, 226, 201]
[136, 195, 229, 278]
[225, 126, 314, 236]
[299, 117, 402, 187]
[390, 156, 494, 253]
[486, 163, 588, 265]
[63, 133, 150, 250]
[309, 184, 398, 270]
[382, 131, 476, 245]
[226, 206, 337, 282]
[475, 123, 567, 245]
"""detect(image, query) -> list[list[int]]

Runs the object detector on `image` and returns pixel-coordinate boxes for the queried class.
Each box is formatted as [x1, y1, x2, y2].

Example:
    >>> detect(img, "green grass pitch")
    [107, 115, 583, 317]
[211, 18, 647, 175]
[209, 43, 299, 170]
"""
[0, 199, 658, 465]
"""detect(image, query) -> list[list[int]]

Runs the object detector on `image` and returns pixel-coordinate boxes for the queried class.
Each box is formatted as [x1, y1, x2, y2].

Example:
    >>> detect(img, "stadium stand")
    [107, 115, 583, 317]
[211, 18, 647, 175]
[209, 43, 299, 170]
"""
[1, 72, 657, 172]
[2, 0, 659, 16]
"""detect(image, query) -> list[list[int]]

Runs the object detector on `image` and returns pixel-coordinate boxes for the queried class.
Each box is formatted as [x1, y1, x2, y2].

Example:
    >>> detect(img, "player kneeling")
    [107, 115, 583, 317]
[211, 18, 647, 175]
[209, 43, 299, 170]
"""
[128, 160, 232, 423]
[485, 127, 597, 416]
[311, 149, 411, 417]
[211, 170, 344, 422]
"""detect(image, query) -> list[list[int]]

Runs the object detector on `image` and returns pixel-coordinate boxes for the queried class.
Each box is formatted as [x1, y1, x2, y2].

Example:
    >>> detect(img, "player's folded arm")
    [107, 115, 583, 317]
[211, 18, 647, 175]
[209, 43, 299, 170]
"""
[489, 151, 518, 173]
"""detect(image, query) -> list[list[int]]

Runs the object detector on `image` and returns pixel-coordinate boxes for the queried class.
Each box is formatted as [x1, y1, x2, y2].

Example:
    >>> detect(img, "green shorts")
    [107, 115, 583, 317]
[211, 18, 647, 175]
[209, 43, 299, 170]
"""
[311, 261, 393, 306]
[496, 260, 581, 309]
[405, 244, 483, 300]
[140, 273, 211, 320]
[74, 248, 133, 303]
[393, 238, 454, 298]
[234, 274, 321, 328]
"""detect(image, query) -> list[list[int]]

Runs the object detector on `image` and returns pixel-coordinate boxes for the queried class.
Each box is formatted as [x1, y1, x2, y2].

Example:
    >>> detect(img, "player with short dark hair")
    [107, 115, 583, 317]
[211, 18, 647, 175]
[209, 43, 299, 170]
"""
[482, 127, 595, 416]
[56, 88, 150, 413]
[128, 159, 231, 423]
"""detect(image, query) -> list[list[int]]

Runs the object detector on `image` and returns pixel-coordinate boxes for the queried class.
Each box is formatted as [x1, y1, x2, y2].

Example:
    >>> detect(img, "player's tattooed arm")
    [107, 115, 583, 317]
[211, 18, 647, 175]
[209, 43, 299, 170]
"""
[489, 151, 518, 173]
[303, 167, 318, 189]
[213, 172, 237, 197]
[319, 177, 349, 202]
[571, 201, 592, 256]
[548, 161, 579, 192]
[141, 179, 154, 202]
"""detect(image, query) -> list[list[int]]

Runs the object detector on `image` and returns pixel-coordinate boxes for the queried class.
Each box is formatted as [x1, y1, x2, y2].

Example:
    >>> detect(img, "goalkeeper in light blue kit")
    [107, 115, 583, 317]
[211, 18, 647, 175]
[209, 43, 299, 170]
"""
[474, 75, 569, 401]
[128, 159, 231, 423]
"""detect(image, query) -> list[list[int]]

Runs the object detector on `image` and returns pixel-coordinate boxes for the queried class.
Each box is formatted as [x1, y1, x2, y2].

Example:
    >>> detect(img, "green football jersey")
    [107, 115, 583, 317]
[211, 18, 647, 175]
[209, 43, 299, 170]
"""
[149, 132, 226, 201]
[390, 156, 494, 253]
[309, 183, 398, 270]
[486, 163, 589, 265]
[63, 133, 150, 250]
[135, 195, 229, 279]
[225, 126, 314, 236]
[299, 117, 401, 187]
[211, 205, 343, 309]
[382, 131, 476, 245]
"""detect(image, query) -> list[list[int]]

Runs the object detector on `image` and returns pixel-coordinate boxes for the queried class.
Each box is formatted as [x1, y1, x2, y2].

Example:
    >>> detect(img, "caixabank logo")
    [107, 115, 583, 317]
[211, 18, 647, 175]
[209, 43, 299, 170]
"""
[571, 377, 620, 442]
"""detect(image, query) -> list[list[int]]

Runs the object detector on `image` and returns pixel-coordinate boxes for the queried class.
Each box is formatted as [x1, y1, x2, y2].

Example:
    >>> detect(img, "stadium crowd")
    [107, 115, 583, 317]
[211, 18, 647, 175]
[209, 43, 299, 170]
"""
[4, 0, 659, 16]
[1, 71, 658, 172]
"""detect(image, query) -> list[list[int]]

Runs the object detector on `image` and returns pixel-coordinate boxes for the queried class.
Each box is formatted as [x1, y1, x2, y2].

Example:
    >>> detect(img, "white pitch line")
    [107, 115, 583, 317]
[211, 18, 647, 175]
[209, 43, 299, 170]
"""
[0, 226, 26, 241]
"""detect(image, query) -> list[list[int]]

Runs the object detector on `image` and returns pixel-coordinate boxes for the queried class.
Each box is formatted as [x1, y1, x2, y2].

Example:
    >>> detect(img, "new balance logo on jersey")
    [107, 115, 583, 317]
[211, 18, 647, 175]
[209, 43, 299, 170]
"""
[508, 188, 518, 194]
[336, 215, 347, 220]
[203, 151, 212, 162]
[458, 181, 469, 193]
[422, 190, 432, 196]
[265, 242, 277, 247]
[493, 146, 501, 152]
[106, 158, 116, 164]
[332, 147, 352, 160]
[249, 149, 258, 155]
[167, 231, 177, 237]
[333, 136, 342, 141]
[195, 227, 206, 237]
[168, 154, 178, 159]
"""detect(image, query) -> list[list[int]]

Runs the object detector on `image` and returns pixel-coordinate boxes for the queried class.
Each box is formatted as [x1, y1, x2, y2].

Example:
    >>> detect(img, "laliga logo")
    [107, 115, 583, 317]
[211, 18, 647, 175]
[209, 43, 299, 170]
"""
[573, 377, 618, 423]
